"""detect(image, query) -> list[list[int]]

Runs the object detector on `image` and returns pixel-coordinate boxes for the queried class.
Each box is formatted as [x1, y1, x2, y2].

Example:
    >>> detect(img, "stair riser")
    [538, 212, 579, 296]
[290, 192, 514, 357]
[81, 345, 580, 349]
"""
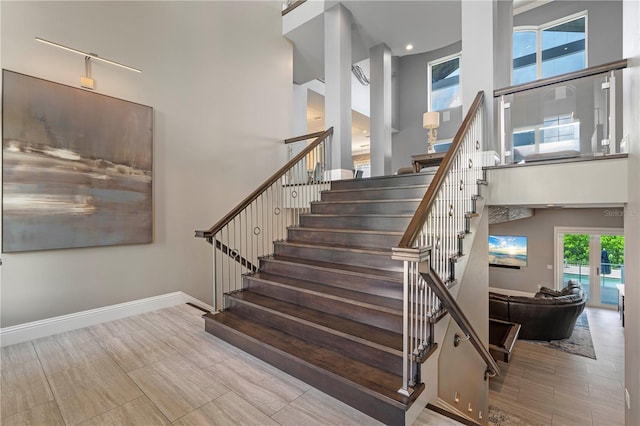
[311, 201, 420, 215]
[204, 317, 406, 426]
[274, 244, 403, 272]
[227, 295, 402, 375]
[321, 187, 427, 202]
[287, 229, 400, 250]
[244, 278, 402, 333]
[331, 173, 434, 190]
[259, 260, 403, 300]
[299, 215, 411, 232]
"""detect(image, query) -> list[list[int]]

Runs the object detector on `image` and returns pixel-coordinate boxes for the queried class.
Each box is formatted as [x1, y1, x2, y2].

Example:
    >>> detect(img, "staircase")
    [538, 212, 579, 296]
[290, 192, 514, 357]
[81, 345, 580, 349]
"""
[203, 173, 436, 425]
[196, 92, 496, 426]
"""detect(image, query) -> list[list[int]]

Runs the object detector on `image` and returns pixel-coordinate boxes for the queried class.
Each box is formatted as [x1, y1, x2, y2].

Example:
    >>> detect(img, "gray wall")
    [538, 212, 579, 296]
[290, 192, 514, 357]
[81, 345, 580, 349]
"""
[0, 1, 292, 327]
[514, 1, 623, 67]
[489, 208, 624, 294]
[392, 42, 462, 172]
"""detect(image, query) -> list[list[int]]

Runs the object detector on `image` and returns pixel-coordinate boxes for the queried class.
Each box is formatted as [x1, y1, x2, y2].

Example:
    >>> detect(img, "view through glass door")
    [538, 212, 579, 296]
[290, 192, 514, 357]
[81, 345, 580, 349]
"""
[559, 229, 624, 308]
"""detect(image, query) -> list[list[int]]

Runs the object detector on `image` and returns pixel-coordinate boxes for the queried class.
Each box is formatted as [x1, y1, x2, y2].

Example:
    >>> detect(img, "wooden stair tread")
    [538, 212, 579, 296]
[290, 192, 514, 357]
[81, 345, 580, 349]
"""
[206, 311, 412, 408]
[313, 198, 422, 205]
[229, 290, 403, 351]
[324, 184, 428, 193]
[300, 213, 413, 218]
[250, 272, 403, 313]
[276, 240, 391, 255]
[290, 227, 403, 236]
[265, 256, 403, 281]
[267, 256, 401, 278]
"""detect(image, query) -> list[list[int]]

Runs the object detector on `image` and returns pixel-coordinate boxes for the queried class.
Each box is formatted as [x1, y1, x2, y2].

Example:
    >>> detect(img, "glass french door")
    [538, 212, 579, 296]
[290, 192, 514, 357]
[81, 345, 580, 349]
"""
[557, 228, 624, 308]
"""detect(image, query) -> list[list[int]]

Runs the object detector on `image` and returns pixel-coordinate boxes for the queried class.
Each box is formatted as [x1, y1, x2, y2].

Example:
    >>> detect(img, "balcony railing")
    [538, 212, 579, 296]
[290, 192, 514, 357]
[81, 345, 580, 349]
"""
[495, 59, 628, 165]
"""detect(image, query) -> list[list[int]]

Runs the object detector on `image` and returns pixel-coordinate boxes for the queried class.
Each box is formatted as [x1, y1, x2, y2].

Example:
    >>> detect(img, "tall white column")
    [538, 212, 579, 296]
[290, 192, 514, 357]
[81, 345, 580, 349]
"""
[370, 43, 392, 176]
[324, 3, 353, 178]
[461, 0, 512, 154]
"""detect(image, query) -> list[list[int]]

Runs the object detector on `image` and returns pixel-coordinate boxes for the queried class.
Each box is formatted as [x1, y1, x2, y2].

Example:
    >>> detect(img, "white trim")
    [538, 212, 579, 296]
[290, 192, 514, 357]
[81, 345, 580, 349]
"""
[554, 226, 624, 291]
[513, 11, 588, 81]
[0, 291, 213, 347]
[427, 52, 461, 112]
[513, 0, 554, 16]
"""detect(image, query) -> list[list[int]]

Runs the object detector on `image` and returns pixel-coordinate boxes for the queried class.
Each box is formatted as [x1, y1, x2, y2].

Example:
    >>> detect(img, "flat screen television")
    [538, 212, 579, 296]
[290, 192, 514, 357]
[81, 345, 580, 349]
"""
[489, 235, 527, 268]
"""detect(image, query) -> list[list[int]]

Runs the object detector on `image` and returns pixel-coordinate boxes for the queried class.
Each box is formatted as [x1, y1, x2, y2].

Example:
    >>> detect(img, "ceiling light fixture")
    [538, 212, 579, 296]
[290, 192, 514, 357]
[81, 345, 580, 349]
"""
[36, 37, 142, 73]
[406, 44, 414, 51]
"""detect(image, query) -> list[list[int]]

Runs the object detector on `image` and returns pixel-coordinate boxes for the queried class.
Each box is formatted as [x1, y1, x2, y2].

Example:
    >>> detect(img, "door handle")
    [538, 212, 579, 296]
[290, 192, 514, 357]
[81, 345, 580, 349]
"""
[596, 267, 600, 276]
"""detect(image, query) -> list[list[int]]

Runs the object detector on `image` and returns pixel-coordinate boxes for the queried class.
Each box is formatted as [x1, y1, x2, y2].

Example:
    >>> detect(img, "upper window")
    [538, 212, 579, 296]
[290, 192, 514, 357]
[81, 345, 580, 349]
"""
[513, 14, 587, 85]
[428, 54, 461, 111]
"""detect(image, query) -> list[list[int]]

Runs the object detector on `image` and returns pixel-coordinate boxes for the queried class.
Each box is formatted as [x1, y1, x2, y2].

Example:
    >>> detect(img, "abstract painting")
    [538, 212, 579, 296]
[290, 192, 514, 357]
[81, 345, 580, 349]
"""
[2, 70, 153, 252]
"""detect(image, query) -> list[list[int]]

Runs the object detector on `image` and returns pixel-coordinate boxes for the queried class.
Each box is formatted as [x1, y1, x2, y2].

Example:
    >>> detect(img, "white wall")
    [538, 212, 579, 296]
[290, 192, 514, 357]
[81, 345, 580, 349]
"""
[0, 1, 292, 327]
[486, 157, 628, 206]
[623, 0, 640, 423]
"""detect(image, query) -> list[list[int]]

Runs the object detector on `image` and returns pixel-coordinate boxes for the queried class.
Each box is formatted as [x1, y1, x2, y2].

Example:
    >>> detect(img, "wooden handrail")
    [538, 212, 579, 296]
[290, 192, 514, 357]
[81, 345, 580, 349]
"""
[284, 131, 325, 145]
[421, 270, 500, 378]
[195, 127, 333, 239]
[397, 91, 484, 248]
[494, 59, 628, 98]
[282, 0, 306, 16]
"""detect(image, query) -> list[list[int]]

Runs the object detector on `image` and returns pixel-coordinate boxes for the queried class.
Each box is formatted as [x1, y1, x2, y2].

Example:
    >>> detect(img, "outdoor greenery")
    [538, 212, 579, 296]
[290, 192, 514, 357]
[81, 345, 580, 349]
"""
[563, 234, 624, 266]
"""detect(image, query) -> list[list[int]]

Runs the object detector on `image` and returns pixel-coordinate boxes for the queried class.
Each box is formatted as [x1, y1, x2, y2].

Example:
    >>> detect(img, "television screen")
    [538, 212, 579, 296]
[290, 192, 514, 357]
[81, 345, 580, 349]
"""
[489, 235, 527, 267]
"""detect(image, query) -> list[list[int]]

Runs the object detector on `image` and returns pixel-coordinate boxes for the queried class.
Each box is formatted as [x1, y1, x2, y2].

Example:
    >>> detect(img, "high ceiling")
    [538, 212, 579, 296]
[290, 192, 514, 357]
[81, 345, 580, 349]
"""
[286, 0, 551, 84]
[287, 1, 462, 84]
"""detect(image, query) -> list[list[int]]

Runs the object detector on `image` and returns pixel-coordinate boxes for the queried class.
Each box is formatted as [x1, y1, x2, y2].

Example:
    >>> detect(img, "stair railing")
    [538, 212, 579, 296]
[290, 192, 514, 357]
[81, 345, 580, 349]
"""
[392, 92, 493, 396]
[420, 270, 500, 381]
[195, 128, 333, 311]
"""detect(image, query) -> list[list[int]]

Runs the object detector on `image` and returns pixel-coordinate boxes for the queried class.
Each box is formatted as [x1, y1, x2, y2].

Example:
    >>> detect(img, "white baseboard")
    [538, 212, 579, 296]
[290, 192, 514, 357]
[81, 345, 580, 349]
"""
[0, 292, 213, 347]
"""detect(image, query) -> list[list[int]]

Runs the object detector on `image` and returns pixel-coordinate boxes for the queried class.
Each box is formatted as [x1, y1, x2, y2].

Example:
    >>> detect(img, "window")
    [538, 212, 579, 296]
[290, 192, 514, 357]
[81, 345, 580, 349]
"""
[428, 54, 461, 111]
[513, 14, 586, 84]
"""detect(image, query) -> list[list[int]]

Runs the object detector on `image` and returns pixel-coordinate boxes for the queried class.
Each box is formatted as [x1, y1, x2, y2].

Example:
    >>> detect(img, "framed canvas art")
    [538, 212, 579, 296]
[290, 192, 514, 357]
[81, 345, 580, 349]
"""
[2, 70, 153, 252]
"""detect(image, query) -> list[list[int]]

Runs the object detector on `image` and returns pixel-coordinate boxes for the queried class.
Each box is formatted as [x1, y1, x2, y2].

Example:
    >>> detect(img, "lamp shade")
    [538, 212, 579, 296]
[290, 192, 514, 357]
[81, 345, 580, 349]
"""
[423, 111, 439, 129]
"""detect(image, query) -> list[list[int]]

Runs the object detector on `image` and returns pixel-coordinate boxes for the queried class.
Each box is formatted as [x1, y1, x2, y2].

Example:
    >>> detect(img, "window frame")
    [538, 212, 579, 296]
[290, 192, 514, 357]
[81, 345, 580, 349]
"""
[513, 11, 588, 84]
[427, 52, 462, 112]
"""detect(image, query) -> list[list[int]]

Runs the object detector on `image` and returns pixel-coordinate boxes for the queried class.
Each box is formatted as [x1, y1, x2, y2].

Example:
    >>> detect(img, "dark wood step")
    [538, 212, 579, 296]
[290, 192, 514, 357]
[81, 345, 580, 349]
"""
[245, 272, 403, 333]
[299, 213, 412, 232]
[258, 256, 403, 300]
[274, 241, 402, 272]
[287, 227, 402, 250]
[330, 172, 435, 190]
[311, 199, 420, 215]
[321, 185, 428, 202]
[225, 290, 402, 374]
[204, 311, 423, 425]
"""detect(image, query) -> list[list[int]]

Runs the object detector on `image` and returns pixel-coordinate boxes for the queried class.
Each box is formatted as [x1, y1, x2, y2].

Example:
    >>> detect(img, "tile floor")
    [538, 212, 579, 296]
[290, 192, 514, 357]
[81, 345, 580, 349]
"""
[0, 304, 455, 425]
[489, 307, 626, 426]
[2, 304, 622, 425]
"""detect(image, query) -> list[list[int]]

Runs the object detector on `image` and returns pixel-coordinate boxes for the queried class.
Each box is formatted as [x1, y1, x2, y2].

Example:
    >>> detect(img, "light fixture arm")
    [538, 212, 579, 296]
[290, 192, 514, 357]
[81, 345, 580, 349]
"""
[36, 37, 141, 73]
[85, 56, 92, 79]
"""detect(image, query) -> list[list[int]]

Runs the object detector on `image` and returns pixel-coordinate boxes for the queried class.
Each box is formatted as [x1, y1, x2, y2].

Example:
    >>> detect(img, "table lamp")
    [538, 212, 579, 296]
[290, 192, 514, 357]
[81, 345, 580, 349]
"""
[423, 111, 440, 153]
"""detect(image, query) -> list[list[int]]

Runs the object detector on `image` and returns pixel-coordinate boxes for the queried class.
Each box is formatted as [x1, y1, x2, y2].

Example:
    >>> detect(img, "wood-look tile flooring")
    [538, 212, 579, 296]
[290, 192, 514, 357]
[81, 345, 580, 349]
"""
[0, 304, 454, 426]
[489, 307, 625, 426]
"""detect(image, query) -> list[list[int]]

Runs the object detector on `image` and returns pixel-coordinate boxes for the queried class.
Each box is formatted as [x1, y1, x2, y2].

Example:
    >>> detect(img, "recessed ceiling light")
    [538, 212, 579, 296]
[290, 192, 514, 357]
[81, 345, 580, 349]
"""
[362, 130, 368, 134]
[406, 44, 414, 51]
